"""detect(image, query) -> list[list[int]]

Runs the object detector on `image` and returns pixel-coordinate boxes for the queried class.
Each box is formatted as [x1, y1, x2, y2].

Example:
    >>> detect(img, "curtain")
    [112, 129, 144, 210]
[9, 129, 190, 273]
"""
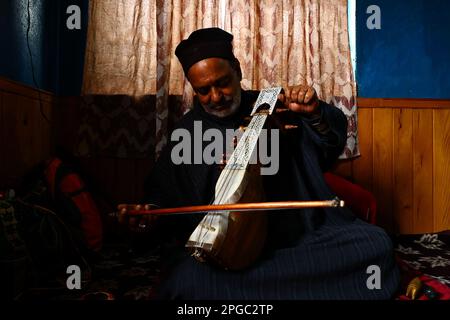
[80, 0, 358, 159]
[223, 0, 358, 158]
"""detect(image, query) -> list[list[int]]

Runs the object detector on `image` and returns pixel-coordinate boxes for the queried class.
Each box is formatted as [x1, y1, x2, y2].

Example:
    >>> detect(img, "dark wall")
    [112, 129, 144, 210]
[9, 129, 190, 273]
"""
[357, 0, 450, 98]
[57, 0, 89, 96]
[0, 0, 57, 92]
[0, 0, 88, 95]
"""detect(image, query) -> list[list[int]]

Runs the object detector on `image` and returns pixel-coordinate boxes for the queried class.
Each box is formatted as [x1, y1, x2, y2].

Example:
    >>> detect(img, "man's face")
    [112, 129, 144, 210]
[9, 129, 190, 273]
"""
[187, 57, 242, 118]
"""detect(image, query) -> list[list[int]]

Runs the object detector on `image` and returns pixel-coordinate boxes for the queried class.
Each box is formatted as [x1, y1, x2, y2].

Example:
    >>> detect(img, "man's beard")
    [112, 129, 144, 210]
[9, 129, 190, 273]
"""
[203, 88, 241, 118]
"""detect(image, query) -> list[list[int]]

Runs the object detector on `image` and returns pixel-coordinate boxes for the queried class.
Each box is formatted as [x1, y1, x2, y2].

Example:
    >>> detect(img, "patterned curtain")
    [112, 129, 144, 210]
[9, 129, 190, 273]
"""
[80, 0, 358, 159]
[223, 0, 359, 158]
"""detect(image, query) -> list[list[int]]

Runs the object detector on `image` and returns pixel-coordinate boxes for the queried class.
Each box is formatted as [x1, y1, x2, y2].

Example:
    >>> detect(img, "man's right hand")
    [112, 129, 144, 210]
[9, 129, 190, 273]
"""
[117, 204, 159, 233]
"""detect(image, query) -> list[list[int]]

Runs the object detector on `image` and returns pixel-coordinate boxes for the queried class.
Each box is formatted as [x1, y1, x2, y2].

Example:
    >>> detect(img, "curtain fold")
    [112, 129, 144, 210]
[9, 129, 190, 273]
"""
[80, 0, 358, 159]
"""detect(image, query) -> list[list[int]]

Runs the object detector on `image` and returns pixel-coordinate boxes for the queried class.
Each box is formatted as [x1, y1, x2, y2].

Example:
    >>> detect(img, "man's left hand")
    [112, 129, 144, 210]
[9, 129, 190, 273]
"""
[277, 85, 320, 116]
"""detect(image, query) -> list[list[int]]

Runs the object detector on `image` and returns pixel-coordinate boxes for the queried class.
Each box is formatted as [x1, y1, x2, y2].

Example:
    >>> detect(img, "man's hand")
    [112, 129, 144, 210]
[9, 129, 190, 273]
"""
[277, 85, 320, 116]
[117, 204, 159, 233]
[270, 85, 320, 131]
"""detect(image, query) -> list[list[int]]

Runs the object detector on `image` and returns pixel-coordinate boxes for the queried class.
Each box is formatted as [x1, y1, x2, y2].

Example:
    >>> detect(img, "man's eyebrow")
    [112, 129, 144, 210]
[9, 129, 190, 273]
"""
[193, 85, 210, 95]
[214, 75, 231, 85]
[194, 75, 230, 91]
[217, 75, 230, 81]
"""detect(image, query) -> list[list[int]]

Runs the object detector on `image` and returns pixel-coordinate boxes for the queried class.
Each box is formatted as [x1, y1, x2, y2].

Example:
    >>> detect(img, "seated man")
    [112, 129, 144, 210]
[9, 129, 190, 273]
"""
[121, 28, 400, 299]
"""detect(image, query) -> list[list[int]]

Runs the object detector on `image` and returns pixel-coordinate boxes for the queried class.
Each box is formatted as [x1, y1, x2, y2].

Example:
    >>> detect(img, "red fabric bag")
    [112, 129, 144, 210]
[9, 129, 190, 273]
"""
[44, 158, 103, 252]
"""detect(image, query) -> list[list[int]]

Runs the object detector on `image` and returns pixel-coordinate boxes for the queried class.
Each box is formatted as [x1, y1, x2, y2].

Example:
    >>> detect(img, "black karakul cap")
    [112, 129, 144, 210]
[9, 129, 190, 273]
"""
[175, 28, 236, 75]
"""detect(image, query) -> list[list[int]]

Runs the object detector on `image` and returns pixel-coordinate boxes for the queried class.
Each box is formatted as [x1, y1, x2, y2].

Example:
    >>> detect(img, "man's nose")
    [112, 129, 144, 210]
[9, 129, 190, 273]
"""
[210, 87, 223, 103]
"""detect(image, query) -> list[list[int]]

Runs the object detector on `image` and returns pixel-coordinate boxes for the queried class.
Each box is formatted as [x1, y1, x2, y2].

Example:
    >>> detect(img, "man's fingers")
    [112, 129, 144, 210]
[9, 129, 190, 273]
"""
[277, 93, 286, 104]
[275, 106, 289, 113]
[285, 87, 292, 100]
[304, 87, 316, 104]
[299, 88, 309, 104]
[283, 85, 314, 106]
[282, 87, 293, 105]
[290, 88, 299, 102]
[284, 124, 299, 130]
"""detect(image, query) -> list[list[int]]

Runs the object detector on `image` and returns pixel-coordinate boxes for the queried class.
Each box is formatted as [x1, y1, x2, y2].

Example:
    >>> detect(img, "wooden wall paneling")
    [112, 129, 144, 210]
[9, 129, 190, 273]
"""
[32, 97, 48, 167]
[0, 93, 3, 181]
[372, 108, 394, 232]
[393, 109, 414, 234]
[37, 99, 45, 163]
[18, 96, 37, 173]
[41, 97, 55, 161]
[41, 99, 54, 160]
[2, 93, 22, 187]
[14, 95, 27, 173]
[0, 78, 57, 189]
[352, 108, 374, 192]
[29, 97, 40, 169]
[434, 109, 450, 232]
[357, 98, 450, 109]
[412, 110, 434, 233]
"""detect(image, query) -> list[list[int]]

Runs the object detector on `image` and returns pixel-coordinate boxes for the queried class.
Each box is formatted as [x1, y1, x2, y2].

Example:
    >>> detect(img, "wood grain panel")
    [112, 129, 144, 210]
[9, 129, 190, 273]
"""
[372, 109, 394, 232]
[40, 100, 53, 161]
[16, 96, 48, 173]
[434, 109, 450, 232]
[393, 109, 413, 233]
[1, 93, 22, 187]
[0, 93, 4, 182]
[28, 97, 39, 170]
[0, 77, 54, 103]
[1, 80, 56, 189]
[352, 108, 374, 192]
[412, 110, 434, 233]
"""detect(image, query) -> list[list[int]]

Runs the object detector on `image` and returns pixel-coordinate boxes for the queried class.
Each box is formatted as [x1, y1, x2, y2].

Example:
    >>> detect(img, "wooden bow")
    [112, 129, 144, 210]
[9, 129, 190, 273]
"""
[119, 198, 344, 216]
